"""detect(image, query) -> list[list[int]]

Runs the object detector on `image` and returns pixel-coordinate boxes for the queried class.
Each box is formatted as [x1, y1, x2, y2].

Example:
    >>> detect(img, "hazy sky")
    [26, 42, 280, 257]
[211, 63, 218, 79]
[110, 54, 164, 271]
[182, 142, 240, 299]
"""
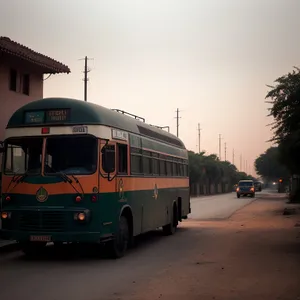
[1, 0, 300, 175]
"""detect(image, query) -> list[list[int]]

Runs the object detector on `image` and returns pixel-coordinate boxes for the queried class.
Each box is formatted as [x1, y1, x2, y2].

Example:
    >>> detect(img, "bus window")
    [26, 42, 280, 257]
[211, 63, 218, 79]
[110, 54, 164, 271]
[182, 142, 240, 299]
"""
[152, 153, 159, 175]
[172, 162, 178, 176]
[45, 136, 97, 175]
[166, 160, 172, 176]
[131, 147, 142, 174]
[159, 159, 166, 176]
[117, 144, 128, 174]
[142, 150, 152, 175]
[4, 137, 43, 175]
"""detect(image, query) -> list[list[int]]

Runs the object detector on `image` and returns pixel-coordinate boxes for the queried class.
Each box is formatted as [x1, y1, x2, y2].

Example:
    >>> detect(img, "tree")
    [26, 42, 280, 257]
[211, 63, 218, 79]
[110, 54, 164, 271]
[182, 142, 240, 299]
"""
[254, 147, 289, 182]
[266, 67, 300, 174]
[188, 151, 254, 189]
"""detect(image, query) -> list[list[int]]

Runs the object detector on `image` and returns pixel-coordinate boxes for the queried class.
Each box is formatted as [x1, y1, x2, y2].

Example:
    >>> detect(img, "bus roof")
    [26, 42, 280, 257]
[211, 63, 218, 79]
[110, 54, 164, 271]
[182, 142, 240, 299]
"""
[7, 97, 186, 149]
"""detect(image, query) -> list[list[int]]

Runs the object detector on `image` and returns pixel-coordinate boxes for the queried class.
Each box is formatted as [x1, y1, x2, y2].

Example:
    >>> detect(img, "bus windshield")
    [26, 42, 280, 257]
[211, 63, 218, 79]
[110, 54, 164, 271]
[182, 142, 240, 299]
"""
[45, 136, 97, 175]
[4, 137, 43, 175]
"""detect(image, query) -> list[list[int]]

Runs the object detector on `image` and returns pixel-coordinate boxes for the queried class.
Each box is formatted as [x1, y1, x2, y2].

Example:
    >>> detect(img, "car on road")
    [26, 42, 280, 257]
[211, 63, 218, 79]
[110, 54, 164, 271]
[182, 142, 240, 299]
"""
[236, 180, 255, 198]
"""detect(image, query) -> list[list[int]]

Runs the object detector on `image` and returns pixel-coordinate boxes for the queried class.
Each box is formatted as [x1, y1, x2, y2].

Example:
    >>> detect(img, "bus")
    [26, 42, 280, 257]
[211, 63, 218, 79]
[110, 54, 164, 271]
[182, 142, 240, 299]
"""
[0, 97, 190, 258]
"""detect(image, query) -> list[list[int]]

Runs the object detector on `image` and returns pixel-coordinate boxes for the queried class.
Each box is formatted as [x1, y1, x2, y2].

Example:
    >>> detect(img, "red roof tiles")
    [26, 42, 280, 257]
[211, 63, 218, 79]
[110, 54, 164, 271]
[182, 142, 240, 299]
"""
[0, 37, 70, 74]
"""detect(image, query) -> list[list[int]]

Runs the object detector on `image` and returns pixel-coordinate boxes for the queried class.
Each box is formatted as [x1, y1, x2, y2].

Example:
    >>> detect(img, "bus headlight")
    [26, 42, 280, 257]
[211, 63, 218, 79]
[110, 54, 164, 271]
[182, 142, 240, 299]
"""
[1, 212, 11, 219]
[74, 210, 90, 222]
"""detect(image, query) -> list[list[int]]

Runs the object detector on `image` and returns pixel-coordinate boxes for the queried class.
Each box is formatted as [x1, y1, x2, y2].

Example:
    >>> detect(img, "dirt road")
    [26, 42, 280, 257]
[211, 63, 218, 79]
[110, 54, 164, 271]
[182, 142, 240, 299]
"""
[0, 193, 299, 300]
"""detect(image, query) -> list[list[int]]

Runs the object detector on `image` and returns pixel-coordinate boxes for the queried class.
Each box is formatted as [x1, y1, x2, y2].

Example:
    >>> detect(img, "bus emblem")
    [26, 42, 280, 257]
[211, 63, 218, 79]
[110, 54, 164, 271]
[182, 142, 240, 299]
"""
[154, 184, 158, 199]
[118, 179, 124, 198]
[36, 187, 48, 202]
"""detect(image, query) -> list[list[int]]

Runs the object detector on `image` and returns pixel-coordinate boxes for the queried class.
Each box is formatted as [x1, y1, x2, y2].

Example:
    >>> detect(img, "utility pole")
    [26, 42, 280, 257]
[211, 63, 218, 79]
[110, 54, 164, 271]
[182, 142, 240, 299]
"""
[79, 56, 93, 102]
[218, 134, 221, 160]
[175, 108, 181, 137]
[198, 123, 201, 153]
[224, 142, 227, 161]
[232, 149, 235, 165]
[240, 154, 242, 171]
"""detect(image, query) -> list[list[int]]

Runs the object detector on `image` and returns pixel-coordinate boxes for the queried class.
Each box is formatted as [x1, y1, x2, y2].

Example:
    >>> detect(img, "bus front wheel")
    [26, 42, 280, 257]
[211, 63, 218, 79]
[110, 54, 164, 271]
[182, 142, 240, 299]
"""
[108, 216, 129, 259]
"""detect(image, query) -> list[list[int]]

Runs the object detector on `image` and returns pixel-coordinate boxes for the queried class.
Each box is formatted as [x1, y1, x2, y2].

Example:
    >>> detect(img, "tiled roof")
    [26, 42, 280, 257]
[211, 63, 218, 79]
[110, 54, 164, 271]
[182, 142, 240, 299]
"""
[0, 36, 70, 74]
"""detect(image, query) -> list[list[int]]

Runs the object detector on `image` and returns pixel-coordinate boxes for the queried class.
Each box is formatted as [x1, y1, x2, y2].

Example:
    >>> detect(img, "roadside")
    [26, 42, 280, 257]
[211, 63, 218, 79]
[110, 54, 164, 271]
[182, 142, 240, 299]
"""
[117, 193, 300, 300]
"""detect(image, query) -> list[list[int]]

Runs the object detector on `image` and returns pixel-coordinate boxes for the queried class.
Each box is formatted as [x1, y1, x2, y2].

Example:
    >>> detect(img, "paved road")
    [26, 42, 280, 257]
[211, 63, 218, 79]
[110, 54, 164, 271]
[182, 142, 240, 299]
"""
[0, 191, 267, 300]
[189, 190, 267, 220]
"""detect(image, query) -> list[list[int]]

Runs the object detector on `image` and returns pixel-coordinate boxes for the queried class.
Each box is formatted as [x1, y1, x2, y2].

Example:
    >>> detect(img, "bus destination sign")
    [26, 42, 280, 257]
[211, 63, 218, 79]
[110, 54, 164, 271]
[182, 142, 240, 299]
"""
[45, 109, 70, 123]
[24, 109, 71, 124]
[24, 111, 45, 124]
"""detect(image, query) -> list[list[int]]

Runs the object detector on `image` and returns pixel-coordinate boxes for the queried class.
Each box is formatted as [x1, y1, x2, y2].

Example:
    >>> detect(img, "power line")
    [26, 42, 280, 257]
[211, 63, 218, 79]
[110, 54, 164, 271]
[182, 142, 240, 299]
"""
[224, 142, 227, 161]
[79, 56, 94, 102]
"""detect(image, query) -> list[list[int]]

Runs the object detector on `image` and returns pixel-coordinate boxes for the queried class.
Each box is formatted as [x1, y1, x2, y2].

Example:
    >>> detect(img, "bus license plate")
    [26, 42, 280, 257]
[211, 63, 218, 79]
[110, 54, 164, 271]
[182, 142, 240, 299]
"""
[30, 235, 51, 242]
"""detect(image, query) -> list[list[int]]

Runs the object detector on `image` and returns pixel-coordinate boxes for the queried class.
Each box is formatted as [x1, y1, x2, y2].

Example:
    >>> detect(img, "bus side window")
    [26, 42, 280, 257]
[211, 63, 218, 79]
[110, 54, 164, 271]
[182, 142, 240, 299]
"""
[117, 144, 128, 174]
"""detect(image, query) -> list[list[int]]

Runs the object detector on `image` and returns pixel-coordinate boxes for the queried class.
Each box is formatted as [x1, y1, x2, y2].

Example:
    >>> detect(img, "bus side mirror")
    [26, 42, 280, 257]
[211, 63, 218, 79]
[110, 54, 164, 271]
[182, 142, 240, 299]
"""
[101, 145, 115, 174]
[0, 141, 4, 154]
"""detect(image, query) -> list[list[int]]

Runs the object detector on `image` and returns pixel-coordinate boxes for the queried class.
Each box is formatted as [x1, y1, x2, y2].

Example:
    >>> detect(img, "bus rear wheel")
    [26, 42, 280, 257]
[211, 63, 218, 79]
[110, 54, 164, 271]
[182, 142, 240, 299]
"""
[107, 216, 129, 259]
[20, 241, 47, 257]
[163, 204, 178, 235]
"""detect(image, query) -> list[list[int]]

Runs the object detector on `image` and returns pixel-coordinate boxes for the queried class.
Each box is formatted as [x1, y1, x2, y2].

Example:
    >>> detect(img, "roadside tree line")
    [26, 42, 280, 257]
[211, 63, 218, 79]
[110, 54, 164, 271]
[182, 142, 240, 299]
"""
[256, 67, 300, 201]
[255, 147, 289, 183]
[189, 151, 255, 196]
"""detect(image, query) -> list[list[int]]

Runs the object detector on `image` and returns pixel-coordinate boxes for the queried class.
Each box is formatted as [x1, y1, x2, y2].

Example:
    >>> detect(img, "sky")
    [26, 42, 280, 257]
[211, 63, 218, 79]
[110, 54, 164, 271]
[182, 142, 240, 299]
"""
[1, 0, 300, 176]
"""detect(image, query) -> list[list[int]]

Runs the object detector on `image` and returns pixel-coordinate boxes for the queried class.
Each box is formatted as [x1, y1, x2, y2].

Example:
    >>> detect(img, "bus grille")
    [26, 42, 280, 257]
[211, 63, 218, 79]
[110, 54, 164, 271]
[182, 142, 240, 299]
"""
[18, 211, 67, 232]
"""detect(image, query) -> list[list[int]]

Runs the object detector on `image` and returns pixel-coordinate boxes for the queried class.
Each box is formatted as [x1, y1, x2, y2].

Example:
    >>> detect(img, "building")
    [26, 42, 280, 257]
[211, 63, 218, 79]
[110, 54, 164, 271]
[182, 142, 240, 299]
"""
[0, 36, 70, 143]
[0, 37, 70, 233]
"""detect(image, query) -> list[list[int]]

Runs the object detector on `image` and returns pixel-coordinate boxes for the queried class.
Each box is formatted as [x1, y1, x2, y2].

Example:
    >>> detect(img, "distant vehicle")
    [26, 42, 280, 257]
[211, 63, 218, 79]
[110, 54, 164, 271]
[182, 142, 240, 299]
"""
[254, 181, 262, 192]
[236, 180, 255, 198]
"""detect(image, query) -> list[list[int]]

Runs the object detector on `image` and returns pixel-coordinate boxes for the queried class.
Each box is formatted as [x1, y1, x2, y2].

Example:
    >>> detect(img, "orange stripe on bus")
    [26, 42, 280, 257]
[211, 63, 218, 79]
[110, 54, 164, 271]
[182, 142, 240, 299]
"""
[2, 175, 189, 195]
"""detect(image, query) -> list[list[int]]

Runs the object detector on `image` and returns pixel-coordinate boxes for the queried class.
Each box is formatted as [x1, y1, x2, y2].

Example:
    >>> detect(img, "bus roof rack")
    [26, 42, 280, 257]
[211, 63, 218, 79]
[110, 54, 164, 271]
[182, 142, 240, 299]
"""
[149, 124, 170, 133]
[112, 109, 145, 123]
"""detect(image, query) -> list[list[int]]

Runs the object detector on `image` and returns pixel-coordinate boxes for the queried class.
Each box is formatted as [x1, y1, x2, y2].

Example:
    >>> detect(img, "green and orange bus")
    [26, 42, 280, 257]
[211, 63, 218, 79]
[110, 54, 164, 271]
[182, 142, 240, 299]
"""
[0, 97, 190, 257]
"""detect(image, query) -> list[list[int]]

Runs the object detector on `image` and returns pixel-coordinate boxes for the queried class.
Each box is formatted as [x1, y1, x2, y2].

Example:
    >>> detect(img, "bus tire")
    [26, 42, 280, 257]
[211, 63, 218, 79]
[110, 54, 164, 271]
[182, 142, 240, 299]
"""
[162, 204, 178, 236]
[20, 242, 47, 257]
[108, 216, 129, 259]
